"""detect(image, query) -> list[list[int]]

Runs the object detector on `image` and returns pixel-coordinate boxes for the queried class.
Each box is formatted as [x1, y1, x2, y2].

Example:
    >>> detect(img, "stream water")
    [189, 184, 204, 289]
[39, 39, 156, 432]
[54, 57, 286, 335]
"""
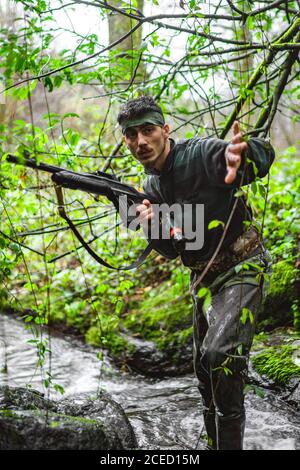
[0, 313, 299, 450]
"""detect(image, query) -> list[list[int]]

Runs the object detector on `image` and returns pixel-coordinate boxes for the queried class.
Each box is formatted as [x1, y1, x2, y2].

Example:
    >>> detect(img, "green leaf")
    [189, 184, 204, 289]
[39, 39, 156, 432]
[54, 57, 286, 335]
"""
[44, 76, 53, 92]
[223, 366, 233, 376]
[24, 316, 33, 323]
[246, 16, 254, 30]
[62, 113, 80, 119]
[203, 292, 212, 312]
[208, 220, 224, 230]
[54, 384, 65, 395]
[241, 308, 254, 325]
[258, 184, 266, 197]
[197, 287, 208, 298]
[251, 181, 258, 195]
[70, 132, 80, 147]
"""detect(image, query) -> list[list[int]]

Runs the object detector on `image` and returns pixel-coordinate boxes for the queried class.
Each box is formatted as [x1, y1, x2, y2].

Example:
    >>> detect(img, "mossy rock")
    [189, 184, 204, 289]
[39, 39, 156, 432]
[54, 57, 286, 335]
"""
[268, 260, 297, 299]
[259, 260, 298, 330]
[0, 386, 137, 450]
[85, 326, 129, 356]
[0, 408, 109, 450]
[251, 344, 300, 385]
[110, 279, 194, 376]
[113, 330, 194, 377]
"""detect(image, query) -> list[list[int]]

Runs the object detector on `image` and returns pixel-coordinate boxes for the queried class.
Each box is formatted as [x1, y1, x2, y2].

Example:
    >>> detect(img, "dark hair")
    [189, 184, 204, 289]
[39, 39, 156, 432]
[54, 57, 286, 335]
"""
[117, 95, 164, 125]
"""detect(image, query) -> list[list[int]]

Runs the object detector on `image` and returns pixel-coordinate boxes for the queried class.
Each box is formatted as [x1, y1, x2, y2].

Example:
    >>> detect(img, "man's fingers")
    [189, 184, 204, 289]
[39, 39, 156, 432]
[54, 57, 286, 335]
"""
[224, 121, 245, 184]
[225, 167, 237, 184]
[230, 132, 243, 145]
[137, 208, 151, 218]
[226, 142, 247, 157]
[142, 199, 151, 206]
[225, 152, 242, 184]
[226, 157, 240, 168]
[232, 121, 240, 136]
[136, 201, 154, 224]
[136, 204, 145, 214]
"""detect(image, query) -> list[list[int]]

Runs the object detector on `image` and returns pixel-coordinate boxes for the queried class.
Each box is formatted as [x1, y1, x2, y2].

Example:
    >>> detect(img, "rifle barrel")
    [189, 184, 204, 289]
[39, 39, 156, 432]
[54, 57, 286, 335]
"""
[6, 154, 62, 174]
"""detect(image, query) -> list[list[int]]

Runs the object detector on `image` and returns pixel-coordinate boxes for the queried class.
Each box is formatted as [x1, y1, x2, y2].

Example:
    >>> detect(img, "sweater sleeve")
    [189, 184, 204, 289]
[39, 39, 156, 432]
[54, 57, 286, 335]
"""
[240, 137, 275, 185]
[199, 137, 275, 188]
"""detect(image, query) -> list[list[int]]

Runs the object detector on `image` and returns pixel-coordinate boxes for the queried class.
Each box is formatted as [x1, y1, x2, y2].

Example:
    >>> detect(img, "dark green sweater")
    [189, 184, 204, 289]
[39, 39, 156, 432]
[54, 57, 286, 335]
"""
[143, 136, 275, 266]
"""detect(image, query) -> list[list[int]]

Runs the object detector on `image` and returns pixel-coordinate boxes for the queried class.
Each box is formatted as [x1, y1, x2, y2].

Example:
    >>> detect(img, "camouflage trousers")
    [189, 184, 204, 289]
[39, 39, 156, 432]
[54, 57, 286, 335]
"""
[190, 248, 272, 450]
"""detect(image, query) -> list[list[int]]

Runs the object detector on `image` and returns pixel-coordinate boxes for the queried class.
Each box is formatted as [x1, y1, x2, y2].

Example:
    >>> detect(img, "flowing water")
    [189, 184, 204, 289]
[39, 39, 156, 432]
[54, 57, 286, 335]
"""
[0, 313, 299, 450]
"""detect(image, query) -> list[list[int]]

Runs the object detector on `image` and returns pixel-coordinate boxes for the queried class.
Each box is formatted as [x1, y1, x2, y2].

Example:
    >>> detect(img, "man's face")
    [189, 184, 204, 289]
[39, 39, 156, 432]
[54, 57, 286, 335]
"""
[123, 123, 170, 170]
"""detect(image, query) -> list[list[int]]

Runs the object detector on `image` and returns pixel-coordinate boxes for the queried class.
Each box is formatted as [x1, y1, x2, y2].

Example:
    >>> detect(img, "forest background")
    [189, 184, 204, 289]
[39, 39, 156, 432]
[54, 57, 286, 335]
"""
[0, 0, 299, 392]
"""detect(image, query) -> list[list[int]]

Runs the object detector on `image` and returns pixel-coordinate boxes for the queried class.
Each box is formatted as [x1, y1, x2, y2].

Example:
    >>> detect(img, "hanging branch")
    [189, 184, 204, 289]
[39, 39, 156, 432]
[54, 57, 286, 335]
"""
[253, 29, 300, 137]
[220, 16, 300, 139]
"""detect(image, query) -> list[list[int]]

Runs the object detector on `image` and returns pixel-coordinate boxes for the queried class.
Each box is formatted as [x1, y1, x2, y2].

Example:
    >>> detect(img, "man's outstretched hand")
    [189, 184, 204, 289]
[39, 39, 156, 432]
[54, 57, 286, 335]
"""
[224, 121, 248, 184]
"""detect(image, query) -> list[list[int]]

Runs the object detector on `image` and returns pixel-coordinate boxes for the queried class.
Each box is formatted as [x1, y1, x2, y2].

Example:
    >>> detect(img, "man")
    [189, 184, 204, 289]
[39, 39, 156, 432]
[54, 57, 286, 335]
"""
[117, 95, 274, 450]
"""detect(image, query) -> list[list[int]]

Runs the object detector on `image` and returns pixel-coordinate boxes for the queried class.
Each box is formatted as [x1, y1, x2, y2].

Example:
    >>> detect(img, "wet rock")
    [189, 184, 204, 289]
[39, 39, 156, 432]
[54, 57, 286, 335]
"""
[116, 333, 193, 377]
[287, 380, 300, 411]
[0, 386, 137, 450]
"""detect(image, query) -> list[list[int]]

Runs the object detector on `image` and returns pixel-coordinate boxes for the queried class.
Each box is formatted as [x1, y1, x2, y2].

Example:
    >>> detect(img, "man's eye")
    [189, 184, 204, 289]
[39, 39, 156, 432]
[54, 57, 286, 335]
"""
[144, 127, 154, 134]
[126, 131, 136, 139]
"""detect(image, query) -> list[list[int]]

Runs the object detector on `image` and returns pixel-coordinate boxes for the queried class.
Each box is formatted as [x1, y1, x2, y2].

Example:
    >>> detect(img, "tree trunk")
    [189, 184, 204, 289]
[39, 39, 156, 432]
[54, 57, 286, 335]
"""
[107, 0, 147, 87]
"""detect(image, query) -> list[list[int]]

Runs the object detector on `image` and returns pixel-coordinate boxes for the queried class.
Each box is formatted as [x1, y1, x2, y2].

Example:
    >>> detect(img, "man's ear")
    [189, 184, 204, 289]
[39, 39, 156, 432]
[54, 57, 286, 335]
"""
[162, 123, 170, 138]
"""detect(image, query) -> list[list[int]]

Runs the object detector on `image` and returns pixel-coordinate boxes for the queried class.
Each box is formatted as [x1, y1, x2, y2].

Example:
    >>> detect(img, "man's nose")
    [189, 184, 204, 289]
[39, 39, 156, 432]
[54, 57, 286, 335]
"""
[137, 132, 147, 146]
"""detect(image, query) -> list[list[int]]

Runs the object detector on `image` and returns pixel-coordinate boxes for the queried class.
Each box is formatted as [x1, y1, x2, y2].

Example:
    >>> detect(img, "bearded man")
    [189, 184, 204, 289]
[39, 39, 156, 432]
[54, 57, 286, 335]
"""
[117, 95, 274, 450]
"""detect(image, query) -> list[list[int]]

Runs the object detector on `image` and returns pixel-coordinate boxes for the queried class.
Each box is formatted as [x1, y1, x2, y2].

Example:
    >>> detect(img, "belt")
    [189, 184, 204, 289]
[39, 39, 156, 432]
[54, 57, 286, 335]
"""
[189, 226, 262, 276]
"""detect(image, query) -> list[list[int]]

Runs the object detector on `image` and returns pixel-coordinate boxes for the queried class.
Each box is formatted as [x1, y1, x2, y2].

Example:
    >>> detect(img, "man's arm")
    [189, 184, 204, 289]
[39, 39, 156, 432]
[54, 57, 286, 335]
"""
[200, 121, 275, 187]
[224, 121, 275, 186]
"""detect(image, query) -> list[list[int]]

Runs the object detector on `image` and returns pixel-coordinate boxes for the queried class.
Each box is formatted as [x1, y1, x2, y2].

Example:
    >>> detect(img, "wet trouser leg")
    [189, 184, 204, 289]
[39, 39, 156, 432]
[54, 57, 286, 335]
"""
[192, 294, 217, 449]
[192, 276, 265, 450]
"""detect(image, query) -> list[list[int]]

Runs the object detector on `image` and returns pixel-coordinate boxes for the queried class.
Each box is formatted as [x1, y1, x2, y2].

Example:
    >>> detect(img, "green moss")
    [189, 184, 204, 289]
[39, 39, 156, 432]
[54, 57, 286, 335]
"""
[268, 260, 296, 299]
[85, 325, 129, 355]
[0, 409, 19, 419]
[0, 409, 99, 427]
[53, 412, 98, 425]
[123, 278, 192, 351]
[259, 259, 298, 330]
[251, 345, 300, 384]
[50, 420, 60, 428]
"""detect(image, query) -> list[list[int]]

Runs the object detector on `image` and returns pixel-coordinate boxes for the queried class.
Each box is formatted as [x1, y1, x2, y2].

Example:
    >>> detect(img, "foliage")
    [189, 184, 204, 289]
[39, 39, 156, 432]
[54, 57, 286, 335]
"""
[122, 268, 192, 351]
[0, 1, 299, 383]
[252, 344, 300, 384]
[251, 147, 300, 263]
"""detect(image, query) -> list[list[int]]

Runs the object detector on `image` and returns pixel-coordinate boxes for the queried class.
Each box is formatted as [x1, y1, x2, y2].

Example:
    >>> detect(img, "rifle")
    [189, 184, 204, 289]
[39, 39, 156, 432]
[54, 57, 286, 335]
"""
[5, 154, 161, 269]
[6, 154, 155, 205]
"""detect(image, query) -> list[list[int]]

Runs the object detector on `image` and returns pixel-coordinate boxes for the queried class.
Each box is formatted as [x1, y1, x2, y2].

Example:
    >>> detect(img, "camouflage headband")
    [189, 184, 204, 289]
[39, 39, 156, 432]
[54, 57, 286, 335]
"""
[121, 111, 165, 134]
